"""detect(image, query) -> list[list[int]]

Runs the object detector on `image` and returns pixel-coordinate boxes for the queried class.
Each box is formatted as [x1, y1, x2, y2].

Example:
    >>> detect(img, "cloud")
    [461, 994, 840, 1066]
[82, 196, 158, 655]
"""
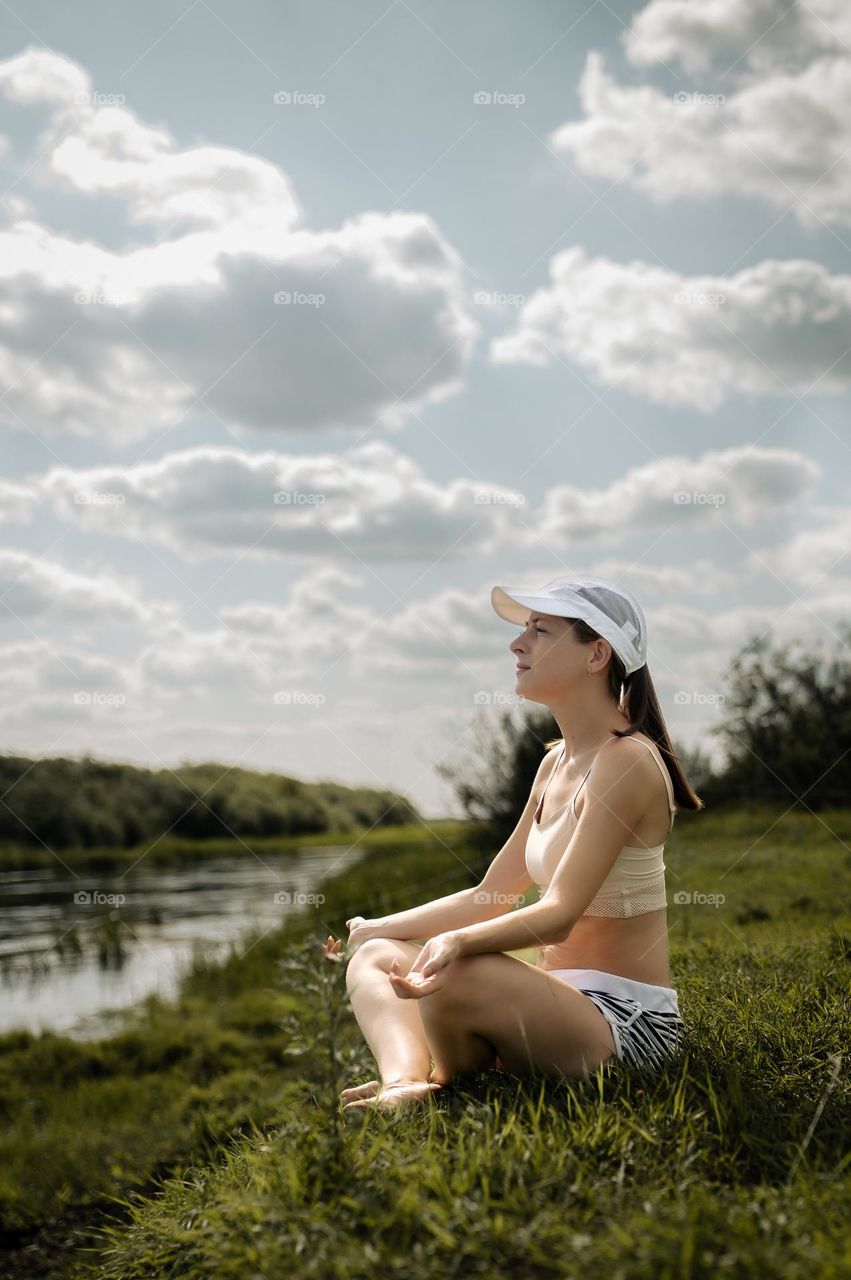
[490, 247, 851, 409]
[35, 440, 527, 562]
[624, 0, 851, 74]
[748, 504, 851, 585]
[0, 548, 160, 628]
[548, 48, 851, 229]
[0, 479, 37, 522]
[536, 444, 820, 538]
[0, 48, 476, 443]
[28, 440, 818, 562]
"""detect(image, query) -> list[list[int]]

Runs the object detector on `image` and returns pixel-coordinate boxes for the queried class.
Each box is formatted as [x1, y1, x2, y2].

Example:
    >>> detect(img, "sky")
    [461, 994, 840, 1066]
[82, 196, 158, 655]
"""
[1, 0, 850, 819]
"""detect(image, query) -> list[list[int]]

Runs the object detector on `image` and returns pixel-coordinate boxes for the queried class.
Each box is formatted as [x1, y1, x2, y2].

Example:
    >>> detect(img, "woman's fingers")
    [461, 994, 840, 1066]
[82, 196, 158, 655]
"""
[388, 965, 445, 999]
[322, 934, 345, 962]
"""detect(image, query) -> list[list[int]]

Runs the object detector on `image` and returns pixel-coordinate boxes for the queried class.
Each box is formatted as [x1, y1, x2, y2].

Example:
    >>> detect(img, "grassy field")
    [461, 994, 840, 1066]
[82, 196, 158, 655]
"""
[2, 806, 850, 1278]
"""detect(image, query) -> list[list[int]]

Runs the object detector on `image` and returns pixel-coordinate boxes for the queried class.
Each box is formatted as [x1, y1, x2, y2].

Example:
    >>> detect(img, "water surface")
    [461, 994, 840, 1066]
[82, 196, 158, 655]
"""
[0, 845, 363, 1038]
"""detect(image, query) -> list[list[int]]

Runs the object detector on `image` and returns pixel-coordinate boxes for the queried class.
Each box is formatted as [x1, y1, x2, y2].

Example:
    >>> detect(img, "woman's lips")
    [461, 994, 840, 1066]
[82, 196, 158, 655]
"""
[515, 664, 530, 672]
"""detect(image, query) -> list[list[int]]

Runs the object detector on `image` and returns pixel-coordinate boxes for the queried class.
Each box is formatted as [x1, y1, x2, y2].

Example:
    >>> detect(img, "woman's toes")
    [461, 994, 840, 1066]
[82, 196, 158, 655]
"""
[342, 1080, 443, 1113]
[340, 1078, 380, 1100]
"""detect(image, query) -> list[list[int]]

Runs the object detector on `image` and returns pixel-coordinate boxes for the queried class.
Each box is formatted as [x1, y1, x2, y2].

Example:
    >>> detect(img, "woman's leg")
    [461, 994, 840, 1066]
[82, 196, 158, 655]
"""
[344, 937, 436, 1087]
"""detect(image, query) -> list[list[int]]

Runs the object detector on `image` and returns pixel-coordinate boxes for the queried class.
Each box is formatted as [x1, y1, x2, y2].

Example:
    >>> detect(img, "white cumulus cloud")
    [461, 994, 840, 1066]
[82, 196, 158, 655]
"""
[549, 47, 851, 229]
[491, 247, 851, 410]
[0, 48, 476, 443]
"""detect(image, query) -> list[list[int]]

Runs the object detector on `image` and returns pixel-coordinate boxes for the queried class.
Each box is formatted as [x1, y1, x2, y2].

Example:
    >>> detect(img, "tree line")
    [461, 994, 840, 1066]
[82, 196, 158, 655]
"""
[0, 754, 421, 853]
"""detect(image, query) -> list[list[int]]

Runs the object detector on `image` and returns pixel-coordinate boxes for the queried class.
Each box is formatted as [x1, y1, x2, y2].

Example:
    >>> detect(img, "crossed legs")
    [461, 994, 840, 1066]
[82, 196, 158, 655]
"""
[342, 937, 617, 1111]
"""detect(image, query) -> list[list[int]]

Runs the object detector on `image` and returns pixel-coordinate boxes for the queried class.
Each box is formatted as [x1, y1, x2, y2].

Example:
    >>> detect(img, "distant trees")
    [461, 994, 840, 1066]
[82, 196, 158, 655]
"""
[700, 627, 851, 809]
[0, 755, 421, 853]
[435, 706, 559, 877]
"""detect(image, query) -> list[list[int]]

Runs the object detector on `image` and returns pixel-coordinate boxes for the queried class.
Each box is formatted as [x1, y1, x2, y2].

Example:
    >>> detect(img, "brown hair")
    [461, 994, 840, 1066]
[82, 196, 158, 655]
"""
[544, 616, 703, 813]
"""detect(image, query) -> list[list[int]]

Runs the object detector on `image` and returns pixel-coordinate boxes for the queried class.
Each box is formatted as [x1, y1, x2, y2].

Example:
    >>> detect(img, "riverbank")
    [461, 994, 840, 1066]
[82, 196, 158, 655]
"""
[1, 821, 471, 1278]
[0, 818, 467, 873]
[2, 806, 850, 1278]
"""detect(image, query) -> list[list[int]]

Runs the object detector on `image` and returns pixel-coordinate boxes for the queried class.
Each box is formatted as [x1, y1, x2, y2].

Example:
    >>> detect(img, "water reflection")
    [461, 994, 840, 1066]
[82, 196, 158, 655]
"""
[0, 845, 363, 1038]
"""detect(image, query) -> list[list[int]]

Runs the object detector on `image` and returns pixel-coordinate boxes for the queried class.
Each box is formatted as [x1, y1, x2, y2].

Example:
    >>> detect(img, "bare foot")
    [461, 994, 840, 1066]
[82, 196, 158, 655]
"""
[340, 1078, 380, 1102]
[342, 1079, 443, 1113]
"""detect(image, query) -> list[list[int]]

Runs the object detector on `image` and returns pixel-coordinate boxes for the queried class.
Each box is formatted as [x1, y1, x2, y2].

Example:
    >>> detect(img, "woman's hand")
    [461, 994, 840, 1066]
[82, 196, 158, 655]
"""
[388, 932, 464, 999]
[322, 916, 378, 963]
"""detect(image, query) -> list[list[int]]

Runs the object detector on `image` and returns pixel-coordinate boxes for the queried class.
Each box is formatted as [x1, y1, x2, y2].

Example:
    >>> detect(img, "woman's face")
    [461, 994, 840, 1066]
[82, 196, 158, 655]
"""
[509, 613, 587, 701]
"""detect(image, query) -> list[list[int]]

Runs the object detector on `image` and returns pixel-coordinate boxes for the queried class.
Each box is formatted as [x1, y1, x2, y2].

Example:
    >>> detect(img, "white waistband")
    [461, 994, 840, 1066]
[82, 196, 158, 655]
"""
[545, 966, 680, 1013]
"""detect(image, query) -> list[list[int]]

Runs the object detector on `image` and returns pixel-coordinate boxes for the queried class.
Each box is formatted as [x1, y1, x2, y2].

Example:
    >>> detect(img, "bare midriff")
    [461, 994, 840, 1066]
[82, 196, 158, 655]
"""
[530, 732, 673, 988]
[535, 910, 671, 987]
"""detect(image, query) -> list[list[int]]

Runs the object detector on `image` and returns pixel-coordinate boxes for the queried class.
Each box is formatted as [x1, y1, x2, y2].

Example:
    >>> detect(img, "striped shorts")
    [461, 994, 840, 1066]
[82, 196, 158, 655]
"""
[547, 967, 686, 1073]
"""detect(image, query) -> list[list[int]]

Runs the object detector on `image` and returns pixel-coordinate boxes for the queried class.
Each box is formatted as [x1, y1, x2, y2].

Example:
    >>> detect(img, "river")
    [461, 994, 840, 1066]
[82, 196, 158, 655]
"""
[0, 844, 364, 1039]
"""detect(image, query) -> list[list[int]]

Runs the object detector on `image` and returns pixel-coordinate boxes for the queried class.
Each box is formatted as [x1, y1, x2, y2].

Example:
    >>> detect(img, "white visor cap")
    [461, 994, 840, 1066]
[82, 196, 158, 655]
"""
[491, 574, 648, 676]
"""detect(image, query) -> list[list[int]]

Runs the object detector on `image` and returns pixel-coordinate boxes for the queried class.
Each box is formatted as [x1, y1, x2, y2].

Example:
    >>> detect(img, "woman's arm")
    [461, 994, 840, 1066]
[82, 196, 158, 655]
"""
[347, 747, 562, 951]
[354, 885, 516, 945]
[354, 752, 552, 946]
[455, 738, 650, 959]
[454, 897, 571, 956]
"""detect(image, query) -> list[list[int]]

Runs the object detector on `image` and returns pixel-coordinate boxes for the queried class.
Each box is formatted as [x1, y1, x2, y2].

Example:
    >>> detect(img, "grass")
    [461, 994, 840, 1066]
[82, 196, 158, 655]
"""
[2, 805, 850, 1278]
[81, 933, 851, 1280]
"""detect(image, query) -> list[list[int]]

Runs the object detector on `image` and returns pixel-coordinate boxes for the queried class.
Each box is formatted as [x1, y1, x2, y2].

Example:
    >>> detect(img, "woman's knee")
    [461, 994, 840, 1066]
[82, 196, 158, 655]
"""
[344, 937, 416, 989]
[418, 956, 490, 1017]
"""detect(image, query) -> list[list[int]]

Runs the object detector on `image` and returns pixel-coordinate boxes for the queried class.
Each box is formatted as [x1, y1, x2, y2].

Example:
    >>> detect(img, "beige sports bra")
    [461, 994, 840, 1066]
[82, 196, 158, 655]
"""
[525, 736, 677, 918]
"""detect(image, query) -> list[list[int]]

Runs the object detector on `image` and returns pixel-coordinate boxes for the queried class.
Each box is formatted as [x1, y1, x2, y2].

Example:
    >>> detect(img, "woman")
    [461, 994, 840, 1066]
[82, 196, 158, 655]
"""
[323, 574, 703, 1113]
